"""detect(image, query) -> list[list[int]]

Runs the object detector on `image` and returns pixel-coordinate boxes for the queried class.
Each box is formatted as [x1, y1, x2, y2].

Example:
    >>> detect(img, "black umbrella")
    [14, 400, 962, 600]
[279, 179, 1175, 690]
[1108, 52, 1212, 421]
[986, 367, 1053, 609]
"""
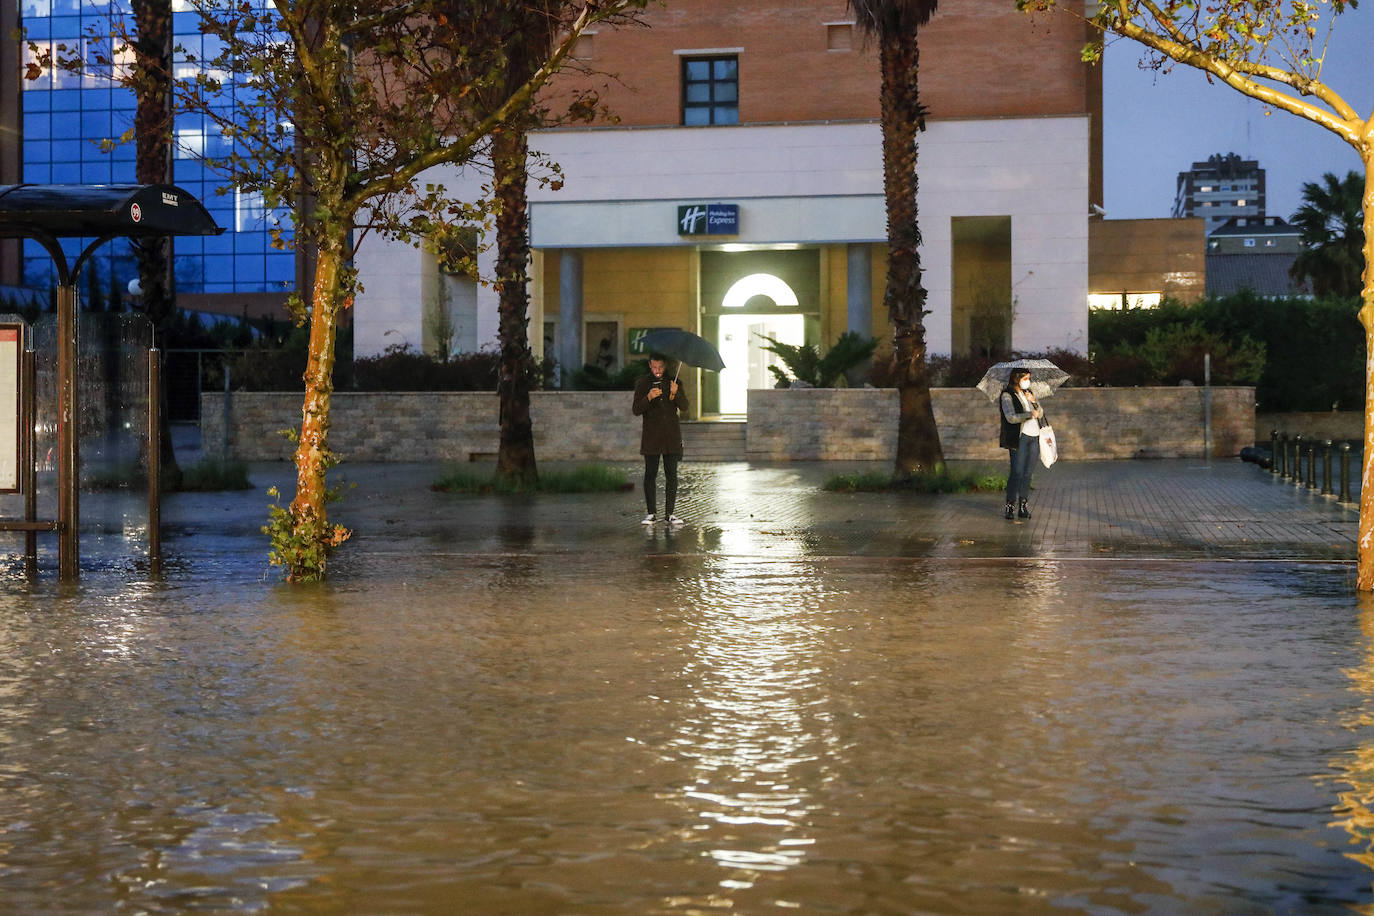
[638, 328, 726, 378]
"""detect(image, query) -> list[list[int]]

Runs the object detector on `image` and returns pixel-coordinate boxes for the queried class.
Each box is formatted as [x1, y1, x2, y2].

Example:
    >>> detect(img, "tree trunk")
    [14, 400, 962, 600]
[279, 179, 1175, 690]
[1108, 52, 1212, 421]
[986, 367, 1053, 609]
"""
[131, 0, 181, 488]
[877, 30, 943, 478]
[493, 126, 539, 485]
[1357, 157, 1374, 589]
[281, 237, 351, 581]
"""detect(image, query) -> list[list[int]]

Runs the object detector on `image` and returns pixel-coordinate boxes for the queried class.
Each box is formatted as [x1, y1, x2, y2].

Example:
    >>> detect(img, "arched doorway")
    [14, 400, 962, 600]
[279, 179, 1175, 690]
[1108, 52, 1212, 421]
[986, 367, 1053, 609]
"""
[717, 273, 804, 414]
[700, 249, 819, 416]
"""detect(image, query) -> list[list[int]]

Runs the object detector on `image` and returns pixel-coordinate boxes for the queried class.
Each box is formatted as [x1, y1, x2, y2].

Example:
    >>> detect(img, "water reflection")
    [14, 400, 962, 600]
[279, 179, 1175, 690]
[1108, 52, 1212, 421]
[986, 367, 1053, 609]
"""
[667, 558, 837, 893]
[1, 559, 1372, 911]
[1330, 594, 1374, 900]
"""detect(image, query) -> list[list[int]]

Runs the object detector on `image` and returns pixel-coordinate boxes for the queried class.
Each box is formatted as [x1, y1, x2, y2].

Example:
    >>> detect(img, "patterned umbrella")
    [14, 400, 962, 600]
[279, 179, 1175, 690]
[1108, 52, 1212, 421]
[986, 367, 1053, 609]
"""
[975, 358, 1070, 402]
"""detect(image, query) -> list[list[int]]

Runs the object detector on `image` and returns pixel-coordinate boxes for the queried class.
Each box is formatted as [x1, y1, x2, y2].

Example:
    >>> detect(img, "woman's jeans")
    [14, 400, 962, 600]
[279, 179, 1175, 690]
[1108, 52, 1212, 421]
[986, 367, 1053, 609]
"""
[1005, 432, 1039, 504]
[644, 453, 680, 516]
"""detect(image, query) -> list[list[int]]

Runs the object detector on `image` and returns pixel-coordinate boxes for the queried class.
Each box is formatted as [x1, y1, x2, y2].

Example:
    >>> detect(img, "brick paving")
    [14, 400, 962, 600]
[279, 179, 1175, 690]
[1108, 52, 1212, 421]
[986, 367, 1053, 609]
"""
[280, 456, 1360, 565]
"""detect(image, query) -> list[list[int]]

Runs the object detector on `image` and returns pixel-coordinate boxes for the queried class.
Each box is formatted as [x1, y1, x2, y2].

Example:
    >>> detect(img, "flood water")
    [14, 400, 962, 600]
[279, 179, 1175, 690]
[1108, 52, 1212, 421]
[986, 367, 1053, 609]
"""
[4, 552, 1374, 913]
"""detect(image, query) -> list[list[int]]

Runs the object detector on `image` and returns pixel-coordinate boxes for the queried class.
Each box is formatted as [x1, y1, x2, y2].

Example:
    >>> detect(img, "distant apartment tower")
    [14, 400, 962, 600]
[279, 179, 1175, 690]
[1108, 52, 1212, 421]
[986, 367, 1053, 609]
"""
[1173, 152, 1265, 233]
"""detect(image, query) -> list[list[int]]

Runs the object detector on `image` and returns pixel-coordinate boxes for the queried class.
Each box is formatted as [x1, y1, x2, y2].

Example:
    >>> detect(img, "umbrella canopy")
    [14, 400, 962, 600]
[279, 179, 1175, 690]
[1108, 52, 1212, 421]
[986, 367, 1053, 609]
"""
[638, 328, 726, 373]
[976, 358, 1070, 402]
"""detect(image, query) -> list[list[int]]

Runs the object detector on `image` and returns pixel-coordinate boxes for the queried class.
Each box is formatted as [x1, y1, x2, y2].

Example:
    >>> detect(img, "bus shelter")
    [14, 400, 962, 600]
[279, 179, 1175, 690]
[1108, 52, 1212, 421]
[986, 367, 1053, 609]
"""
[0, 184, 223, 580]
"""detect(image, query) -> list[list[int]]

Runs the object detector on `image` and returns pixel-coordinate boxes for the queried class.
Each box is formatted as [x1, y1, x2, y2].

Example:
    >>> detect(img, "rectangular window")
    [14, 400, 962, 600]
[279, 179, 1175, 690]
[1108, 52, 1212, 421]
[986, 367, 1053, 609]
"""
[682, 55, 738, 126]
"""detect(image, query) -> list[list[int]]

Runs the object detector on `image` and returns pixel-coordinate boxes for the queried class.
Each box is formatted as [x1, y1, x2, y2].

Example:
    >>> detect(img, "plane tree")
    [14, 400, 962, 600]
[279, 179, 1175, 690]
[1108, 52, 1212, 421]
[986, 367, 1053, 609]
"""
[1019, 0, 1374, 587]
[163, 0, 645, 580]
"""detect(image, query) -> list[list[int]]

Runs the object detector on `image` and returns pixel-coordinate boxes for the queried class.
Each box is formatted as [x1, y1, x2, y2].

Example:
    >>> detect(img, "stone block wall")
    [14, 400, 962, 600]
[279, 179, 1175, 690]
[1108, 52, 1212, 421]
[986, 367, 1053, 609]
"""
[202, 391, 640, 462]
[745, 386, 1255, 461]
[204, 386, 1255, 463]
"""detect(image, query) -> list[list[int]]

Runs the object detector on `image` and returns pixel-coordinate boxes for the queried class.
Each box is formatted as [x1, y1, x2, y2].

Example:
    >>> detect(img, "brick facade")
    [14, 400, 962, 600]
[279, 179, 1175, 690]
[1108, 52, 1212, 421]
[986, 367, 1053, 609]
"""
[550, 0, 1095, 128]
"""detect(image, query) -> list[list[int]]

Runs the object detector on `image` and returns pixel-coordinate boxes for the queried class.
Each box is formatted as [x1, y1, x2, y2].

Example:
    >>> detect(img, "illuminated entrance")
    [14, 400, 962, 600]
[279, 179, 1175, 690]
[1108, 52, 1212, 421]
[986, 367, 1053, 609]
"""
[717, 274, 804, 414]
[700, 249, 819, 416]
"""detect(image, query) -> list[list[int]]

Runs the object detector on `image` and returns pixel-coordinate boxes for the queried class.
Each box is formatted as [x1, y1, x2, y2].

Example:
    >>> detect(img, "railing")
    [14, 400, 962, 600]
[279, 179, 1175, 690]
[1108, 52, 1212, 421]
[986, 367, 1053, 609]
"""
[1269, 430, 1356, 504]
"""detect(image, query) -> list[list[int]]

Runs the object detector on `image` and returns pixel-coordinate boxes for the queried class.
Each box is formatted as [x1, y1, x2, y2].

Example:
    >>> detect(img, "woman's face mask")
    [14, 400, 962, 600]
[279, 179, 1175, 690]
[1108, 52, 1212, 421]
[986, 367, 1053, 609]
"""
[1019, 379, 1031, 391]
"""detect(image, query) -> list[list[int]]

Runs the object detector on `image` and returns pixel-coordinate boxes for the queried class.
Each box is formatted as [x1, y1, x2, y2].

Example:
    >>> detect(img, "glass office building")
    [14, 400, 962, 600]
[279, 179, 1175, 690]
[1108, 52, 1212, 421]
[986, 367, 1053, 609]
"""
[18, 0, 294, 300]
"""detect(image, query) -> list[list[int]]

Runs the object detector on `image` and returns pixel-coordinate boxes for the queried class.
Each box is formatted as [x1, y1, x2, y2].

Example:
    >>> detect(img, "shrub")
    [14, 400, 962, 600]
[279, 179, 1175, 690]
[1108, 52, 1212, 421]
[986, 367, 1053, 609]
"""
[432, 463, 632, 494]
[571, 359, 648, 391]
[824, 467, 1006, 493]
[177, 456, 254, 491]
[761, 331, 879, 388]
[352, 344, 501, 391]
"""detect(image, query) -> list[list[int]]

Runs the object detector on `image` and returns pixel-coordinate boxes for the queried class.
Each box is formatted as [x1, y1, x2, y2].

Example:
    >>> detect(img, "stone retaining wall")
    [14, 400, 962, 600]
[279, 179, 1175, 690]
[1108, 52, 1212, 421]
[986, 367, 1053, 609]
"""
[201, 391, 642, 462]
[746, 386, 1255, 461]
[203, 386, 1255, 462]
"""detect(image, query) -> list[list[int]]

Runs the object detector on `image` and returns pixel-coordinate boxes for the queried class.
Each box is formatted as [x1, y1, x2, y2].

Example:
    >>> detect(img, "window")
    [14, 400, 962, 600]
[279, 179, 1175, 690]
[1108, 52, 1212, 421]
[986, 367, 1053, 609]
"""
[682, 56, 738, 126]
[826, 23, 853, 51]
[1243, 238, 1256, 247]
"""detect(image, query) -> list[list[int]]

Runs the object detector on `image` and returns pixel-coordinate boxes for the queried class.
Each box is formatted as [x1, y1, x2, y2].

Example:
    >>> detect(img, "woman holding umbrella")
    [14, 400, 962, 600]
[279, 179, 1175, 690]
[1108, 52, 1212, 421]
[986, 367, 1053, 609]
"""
[632, 352, 689, 526]
[999, 367, 1044, 519]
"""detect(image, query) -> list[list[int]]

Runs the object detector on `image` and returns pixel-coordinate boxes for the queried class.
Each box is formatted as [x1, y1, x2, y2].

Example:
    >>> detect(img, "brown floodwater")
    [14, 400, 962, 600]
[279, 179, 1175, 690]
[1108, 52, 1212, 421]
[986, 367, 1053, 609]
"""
[3, 551, 1374, 913]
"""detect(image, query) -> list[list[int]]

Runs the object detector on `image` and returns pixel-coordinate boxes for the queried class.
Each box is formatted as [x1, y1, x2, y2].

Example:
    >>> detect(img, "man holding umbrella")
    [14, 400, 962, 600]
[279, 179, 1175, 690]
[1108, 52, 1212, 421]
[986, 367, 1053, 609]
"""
[632, 352, 689, 526]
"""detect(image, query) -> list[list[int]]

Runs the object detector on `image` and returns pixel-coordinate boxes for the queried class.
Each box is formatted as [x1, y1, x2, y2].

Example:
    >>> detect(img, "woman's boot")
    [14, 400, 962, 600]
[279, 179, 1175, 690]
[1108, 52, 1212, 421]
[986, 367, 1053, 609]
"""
[1004, 502, 1015, 519]
[1018, 499, 1031, 519]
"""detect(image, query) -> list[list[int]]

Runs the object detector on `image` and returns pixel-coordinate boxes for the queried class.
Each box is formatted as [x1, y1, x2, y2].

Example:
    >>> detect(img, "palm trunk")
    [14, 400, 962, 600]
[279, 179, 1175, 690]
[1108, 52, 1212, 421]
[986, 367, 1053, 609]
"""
[1356, 158, 1374, 589]
[131, 0, 182, 488]
[877, 30, 943, 477]
[280, 236, 352, 581]
[493, 127, 538, 485]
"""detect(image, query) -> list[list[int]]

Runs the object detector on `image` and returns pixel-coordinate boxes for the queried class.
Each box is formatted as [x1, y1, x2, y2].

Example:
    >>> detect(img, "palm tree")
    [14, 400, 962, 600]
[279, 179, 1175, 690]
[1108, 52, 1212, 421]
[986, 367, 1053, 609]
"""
[489, 4, 554, 487]
[849, 0, 944, 477]
[1289, 170, 1365, 300]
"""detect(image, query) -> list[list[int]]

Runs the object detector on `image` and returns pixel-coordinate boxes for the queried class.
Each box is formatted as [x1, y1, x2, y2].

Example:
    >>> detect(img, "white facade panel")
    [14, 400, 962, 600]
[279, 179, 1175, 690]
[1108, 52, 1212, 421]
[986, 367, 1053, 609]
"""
[353, 116, 1090, 359]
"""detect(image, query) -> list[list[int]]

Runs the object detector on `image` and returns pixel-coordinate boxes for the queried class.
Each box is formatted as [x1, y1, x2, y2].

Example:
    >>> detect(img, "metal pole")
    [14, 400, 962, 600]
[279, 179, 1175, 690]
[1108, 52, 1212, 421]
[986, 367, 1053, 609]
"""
[1276, 433, 1287, 477]
[23, 347, 36, 576]
[57, 283, 78, 581]
[1290, 435, 1302, 482]
[1322, 440, 1334, 496]
[1270, 429, 1280, 474]
[222, 362, 231, 458]
[148, 347, 162, 575]
[1341, 443, 1353, 503]
[1306, 441, 1317, 489]
[1202, 352, 1212, 460]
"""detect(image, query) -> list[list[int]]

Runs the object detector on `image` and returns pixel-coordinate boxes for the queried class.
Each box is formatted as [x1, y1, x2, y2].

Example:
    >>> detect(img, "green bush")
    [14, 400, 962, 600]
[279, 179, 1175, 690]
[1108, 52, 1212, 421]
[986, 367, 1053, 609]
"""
[571, 359, 648, 391]
[824, 467, 1006, 493]
[761, 331, 879, 388]
[352, 344, 501, 391]
[432, 463, 631, 494]
[1089, 292, 1361, 411]
[177, 456, 254, 491]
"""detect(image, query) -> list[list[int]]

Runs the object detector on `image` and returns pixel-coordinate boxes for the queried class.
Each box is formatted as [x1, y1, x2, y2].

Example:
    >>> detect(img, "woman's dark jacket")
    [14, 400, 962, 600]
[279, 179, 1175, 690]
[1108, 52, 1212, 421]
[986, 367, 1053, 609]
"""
[999, 390, 1044, 450]
[632, 374, 689, 455]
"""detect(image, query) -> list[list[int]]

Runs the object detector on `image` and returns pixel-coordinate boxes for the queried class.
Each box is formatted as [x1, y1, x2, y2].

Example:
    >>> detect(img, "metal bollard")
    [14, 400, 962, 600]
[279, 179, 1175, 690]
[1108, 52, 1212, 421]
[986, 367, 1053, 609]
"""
[1277, 432, 1288, 477]
[1290, 435, 1303, 482]
[1306, 440, 1317, 489]
[1270, 429, 1281, 474]
[1341, 443, 1353, 503]
[1322, 440, 1334, 496]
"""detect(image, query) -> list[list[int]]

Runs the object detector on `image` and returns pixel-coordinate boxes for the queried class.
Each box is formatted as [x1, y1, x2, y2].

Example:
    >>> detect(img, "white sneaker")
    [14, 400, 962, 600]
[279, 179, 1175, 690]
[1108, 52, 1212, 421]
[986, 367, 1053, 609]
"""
[641, 514, 656, 526]
[667, 515, 684, 526]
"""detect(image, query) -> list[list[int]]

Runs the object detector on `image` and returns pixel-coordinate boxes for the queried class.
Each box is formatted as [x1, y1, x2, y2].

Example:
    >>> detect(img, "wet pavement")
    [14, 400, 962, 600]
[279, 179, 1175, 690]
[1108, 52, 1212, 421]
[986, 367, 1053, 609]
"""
[146, 456, 1359, 572]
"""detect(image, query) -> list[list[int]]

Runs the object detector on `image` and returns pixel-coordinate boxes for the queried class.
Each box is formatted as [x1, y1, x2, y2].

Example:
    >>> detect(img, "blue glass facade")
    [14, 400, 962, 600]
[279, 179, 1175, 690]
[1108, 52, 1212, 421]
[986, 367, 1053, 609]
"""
[19, 0, 294, 299]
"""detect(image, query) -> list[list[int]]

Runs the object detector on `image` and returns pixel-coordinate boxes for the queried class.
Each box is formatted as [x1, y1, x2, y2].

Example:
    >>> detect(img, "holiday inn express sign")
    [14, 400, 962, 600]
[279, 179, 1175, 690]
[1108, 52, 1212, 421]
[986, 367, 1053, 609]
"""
[677, 203, 739, 236]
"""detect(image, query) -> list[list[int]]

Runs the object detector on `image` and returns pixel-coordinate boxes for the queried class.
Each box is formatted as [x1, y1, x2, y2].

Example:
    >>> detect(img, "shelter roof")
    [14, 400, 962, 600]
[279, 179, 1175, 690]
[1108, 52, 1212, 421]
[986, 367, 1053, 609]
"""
[0, 184, 223, 239]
